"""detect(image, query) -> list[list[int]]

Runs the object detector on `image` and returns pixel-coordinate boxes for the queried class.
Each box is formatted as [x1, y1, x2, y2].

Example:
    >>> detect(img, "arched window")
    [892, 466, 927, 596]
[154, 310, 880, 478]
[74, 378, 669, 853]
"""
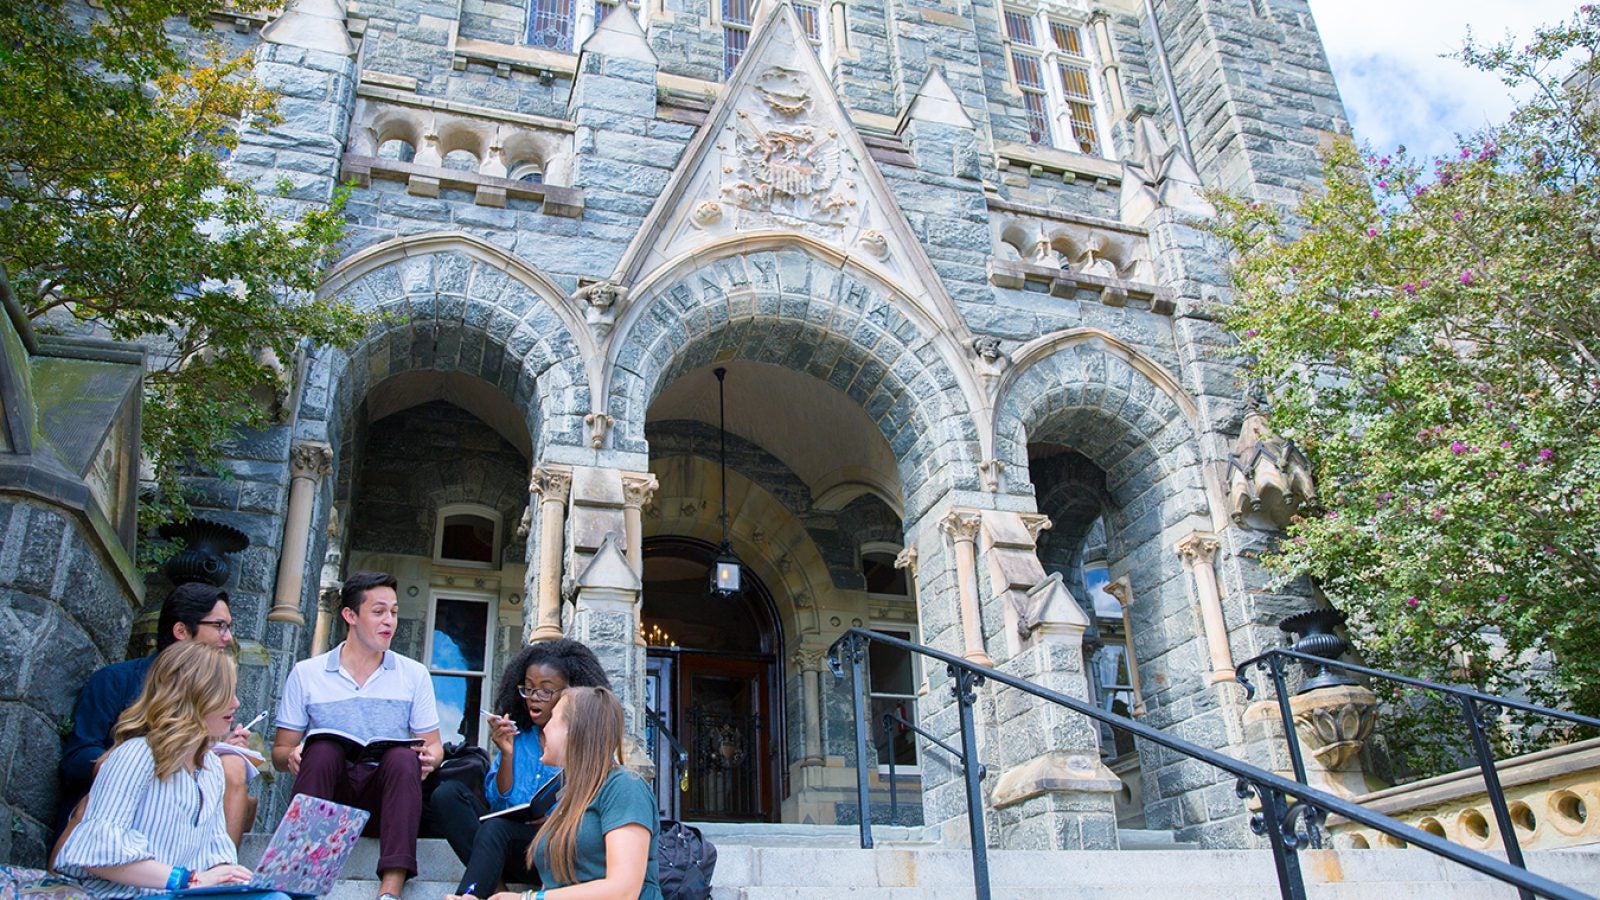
[434, 504, 502, 567]
[860, 544, 908, 596]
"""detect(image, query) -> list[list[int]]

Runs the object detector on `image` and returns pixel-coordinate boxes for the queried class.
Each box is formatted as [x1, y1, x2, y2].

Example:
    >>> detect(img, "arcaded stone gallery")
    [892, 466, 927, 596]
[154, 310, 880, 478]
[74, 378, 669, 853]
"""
[0, 0, 1355, 863]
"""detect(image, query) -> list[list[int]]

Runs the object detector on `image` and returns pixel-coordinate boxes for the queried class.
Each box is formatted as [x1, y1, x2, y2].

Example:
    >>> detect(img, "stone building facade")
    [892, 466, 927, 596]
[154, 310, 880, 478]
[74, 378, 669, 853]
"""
[2, 0, 1353, 863]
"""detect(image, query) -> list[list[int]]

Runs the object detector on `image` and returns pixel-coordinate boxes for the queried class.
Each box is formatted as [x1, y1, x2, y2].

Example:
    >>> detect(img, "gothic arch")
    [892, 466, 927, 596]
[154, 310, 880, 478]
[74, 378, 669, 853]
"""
[993, 328, 1205, 510]
[302, 235, 593, 459]
[606, 240, 986, 522]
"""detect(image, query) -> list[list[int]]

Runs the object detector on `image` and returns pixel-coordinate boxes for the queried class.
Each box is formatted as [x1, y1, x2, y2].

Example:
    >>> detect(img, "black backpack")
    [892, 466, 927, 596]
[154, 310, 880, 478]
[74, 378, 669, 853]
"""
[656, 819, 716, 900]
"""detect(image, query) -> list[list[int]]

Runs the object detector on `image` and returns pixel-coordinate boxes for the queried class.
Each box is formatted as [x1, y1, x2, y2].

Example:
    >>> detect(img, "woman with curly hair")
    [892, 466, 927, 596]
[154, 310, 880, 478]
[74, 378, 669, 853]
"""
[54, 641, 286, 899]
[433, 639, 612, 897]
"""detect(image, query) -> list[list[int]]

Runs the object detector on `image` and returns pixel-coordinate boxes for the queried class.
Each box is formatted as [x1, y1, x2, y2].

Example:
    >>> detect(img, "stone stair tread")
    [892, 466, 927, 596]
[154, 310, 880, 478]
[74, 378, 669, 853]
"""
[272, 833, 1600, 897]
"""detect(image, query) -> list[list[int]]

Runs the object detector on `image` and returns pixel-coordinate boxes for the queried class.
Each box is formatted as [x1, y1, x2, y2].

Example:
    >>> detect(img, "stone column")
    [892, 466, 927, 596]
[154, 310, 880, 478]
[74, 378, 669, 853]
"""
[1103, 576, 1144, 715]
[1088, 12, 1126, 120]
[794, 645, 829, 766]
[529, 466, 572, 642]
[940, 510, 992, 666]
[309, 586, 340, 656]
[267, 442, 332, 625]
[620, 472, 657, 576]
[621, 472, 657, 647]
[1176, 532, 1233, 684]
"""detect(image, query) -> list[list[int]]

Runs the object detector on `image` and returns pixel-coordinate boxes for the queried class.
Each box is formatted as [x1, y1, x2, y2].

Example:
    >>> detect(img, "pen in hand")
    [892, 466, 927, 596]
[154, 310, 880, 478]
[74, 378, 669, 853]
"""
[241, 710, 269, 733]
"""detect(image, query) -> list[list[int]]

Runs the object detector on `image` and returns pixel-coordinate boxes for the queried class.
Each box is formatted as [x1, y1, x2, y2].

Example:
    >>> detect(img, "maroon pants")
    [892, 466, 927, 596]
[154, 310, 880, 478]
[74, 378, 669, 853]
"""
[293, 741, 422, 877]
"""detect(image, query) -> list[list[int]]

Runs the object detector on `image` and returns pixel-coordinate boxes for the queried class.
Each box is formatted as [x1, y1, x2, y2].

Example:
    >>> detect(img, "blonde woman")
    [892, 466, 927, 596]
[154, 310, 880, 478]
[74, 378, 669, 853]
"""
[55, 642, 286, 900]
[449, 686, 661, 900]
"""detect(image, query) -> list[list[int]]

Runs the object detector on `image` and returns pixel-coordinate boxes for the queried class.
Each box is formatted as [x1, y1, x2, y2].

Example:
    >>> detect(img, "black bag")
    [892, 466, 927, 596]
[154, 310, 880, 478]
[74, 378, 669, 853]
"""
[422, 741, 491, 801]
[656, 819, 716, 900]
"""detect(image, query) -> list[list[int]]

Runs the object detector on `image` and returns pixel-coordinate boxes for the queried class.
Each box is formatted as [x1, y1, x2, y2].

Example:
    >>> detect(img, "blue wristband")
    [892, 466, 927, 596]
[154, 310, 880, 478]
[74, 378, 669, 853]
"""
[166, 866, 190, 892]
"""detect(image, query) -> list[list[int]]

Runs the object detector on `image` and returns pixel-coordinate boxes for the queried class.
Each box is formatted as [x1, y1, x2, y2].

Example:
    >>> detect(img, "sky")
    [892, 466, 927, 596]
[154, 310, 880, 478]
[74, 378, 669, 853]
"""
[1305, 0, 1579, 162]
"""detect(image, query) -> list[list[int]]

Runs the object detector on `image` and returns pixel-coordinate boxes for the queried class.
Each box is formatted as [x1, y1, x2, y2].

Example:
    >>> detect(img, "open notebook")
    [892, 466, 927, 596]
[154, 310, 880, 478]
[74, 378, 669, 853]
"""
[480, 773, 564, 823]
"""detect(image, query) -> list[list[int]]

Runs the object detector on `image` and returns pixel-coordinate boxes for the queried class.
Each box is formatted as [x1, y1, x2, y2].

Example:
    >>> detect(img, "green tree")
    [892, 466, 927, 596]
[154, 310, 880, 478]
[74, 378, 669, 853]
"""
[1213, 8, 1600, 767]
[0, 0, 367, 544]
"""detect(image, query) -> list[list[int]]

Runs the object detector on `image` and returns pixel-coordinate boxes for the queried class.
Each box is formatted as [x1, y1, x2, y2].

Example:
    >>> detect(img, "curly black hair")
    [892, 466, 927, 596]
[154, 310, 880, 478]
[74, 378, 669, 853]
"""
[491, 638, 613, 730]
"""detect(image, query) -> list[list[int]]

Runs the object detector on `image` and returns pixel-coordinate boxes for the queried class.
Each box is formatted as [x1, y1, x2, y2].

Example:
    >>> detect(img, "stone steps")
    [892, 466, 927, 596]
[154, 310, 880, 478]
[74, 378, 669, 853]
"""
[242, 835, 1600, 899]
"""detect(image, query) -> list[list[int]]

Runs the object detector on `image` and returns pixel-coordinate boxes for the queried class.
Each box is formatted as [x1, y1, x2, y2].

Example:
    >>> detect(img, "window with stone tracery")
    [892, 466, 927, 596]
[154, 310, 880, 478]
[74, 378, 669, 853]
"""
[1003, 6, 1106, 157]
[526, 0, 644, 53]
[722, 0, 756, 78]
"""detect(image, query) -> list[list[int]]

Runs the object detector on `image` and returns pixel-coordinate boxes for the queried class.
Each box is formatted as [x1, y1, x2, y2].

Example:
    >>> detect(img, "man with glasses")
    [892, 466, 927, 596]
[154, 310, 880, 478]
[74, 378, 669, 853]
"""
[56, 583, 260, 851]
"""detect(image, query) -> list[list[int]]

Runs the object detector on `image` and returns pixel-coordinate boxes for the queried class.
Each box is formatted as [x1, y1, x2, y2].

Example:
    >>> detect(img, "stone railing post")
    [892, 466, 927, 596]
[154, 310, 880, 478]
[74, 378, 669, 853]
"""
[1176, 532, 1233, 683]
[267, 441, 332, 625]
[529, 465, 573, 642]
[940, 510, 992, 666]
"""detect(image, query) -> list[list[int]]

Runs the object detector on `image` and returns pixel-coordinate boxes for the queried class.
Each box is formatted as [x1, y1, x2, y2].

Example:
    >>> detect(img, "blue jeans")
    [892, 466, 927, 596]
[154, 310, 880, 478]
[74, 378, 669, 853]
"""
[156, 892, 294, 900]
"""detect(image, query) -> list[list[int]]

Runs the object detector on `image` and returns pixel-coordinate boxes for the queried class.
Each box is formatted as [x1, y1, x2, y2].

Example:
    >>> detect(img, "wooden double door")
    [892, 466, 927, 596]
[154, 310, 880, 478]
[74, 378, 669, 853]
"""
[647, 651, 776, 822]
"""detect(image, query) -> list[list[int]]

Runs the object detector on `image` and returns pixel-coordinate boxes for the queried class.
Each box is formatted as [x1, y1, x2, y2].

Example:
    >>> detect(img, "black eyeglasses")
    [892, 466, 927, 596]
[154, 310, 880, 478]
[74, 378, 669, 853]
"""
[517, 685, 561, 701]
[195, 619, 234, 636]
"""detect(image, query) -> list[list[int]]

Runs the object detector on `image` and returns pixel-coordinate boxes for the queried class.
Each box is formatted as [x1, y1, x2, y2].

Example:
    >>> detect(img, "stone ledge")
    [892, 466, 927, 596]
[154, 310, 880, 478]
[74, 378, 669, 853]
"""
[451, 36, 576, 80]
[991, 751, 1123, 809]
[355, 84, 577, 132]
[994, 140, 1123, 185]
[340, 154, 584, 217]
[987, 258, 1172, 315]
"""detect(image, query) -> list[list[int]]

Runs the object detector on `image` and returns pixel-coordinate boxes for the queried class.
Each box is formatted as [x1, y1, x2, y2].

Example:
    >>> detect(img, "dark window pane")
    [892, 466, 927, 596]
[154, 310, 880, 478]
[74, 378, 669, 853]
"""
[861, 552, 907, 595]
[868, 640, 914, 696]
[441, 513, 496, 563]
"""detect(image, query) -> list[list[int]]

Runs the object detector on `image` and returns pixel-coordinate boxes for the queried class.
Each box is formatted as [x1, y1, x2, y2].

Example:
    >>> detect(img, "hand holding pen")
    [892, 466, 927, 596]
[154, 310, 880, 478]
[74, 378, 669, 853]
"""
[482, 708, 518, 753]
[227, 710, 268, 748]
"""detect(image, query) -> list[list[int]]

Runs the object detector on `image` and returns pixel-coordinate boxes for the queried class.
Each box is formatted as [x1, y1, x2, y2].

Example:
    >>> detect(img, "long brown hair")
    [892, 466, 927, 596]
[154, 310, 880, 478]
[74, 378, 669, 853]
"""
[109, 641, 237, 780]
[529, 686, 626, 884]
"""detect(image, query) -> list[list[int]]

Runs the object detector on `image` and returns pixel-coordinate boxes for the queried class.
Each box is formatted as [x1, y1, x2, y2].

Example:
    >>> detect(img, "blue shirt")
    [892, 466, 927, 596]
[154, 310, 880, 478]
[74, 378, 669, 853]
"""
[60, 654, 156, 792]
[485, 728, 561, 811]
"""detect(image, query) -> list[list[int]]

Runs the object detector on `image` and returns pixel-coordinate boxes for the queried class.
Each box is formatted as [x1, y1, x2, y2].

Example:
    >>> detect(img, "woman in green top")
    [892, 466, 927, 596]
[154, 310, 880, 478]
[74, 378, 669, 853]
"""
[459, 686, 662, 900]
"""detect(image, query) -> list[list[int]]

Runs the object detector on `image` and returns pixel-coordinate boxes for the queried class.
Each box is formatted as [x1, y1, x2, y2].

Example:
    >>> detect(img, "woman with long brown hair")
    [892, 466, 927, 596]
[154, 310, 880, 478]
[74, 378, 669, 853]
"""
[448, 686, 661, 900]
[54, 641, 286, 899]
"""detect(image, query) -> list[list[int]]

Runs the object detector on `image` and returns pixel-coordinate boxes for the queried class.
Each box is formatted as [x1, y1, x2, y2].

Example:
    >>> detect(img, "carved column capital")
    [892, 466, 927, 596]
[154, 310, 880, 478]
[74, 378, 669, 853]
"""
[940, 510, 983, 544]
[1176, 532, 1221, 568]
[792, 645, 830, 672]
[1104, 576, 1133, 610]
[290, 441, 333, 480]
[1020, 513, 1053, 543]
[621, 472, 659, 509]
[530, 466, 573, 504]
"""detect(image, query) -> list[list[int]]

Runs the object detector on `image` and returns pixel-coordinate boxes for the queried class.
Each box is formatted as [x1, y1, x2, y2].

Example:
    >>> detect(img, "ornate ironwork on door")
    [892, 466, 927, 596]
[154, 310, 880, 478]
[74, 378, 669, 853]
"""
[691, 712, 762, 818]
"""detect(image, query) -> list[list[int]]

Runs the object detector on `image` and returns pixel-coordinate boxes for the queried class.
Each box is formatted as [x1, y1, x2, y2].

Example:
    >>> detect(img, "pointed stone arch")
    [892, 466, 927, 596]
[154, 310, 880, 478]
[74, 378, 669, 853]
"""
[606, 242, 984, 523]
[996, 328, 1247, 843]
[301, 233, 594, 460]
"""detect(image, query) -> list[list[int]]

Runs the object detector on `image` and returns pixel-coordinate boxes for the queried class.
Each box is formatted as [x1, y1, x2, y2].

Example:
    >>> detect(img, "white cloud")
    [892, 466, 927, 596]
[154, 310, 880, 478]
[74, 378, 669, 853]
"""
[1305, 0, 1577, 161]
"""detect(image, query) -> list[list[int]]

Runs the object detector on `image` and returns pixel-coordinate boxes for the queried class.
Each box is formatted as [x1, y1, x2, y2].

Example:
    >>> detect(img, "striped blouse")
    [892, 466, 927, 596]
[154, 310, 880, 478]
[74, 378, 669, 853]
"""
[55, 737, 236, 898]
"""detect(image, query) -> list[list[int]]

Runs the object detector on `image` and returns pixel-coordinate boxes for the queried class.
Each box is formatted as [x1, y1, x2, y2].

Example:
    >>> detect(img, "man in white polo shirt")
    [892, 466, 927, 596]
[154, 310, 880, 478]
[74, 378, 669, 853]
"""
[272, 571, 443, 900]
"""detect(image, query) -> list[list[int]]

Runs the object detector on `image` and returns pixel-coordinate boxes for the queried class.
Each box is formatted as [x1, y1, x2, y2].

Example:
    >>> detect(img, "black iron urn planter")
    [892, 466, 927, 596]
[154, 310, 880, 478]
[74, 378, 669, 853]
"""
[158, 518, 250, 587]
[1280, 608, 1358, 693]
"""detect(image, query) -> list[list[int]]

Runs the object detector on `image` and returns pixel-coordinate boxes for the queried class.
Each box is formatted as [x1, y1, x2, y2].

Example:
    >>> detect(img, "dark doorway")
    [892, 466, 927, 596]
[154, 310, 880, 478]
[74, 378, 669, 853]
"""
[642, 537, 784, 822]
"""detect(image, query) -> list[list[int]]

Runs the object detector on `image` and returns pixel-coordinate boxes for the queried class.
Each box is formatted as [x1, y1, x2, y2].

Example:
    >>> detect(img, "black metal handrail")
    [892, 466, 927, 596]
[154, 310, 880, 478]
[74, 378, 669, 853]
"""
[1236, 647, 1600, 900]
[827, 627, 1592, 900]
[645, 706, 690, 798]
[880, 709, 977, 824]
